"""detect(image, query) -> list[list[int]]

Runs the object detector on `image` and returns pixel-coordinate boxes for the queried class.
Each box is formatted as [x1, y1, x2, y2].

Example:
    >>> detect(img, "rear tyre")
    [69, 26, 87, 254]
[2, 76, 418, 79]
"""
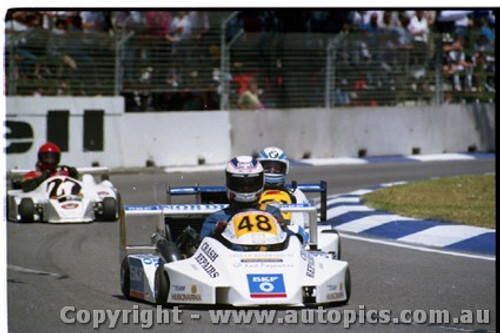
[155, 262, 169, 306]
[120, 258, 131, 299]
[19, 198, 35, 223]
[101, 197, 118, 221]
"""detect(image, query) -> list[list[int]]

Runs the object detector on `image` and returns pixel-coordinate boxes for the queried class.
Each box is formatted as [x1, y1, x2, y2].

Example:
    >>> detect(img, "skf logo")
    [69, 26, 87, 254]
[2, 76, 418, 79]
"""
[247, 274, 286, 298]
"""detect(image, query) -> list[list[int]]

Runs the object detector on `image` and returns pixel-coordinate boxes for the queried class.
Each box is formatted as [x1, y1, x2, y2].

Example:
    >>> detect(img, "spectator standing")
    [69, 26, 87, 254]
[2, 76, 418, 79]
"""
[166, 11, 192, 84]
[408, 10, 429, 66]
[166, 11, 192, 53]
[79, 11, 111, 94]
[114, 11, 145, 84]
[238, 80, 264, 110]
[46, 17, 79, 94]
[143, 11, 171, 86]
[5, 11, 44, 81]
[442, 34, 473, 92]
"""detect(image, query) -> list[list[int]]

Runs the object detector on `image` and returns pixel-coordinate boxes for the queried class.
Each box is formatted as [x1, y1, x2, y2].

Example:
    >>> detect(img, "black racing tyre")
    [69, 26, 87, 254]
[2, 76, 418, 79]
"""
[19, 198, 35, 223]
[120, 258, 131, 299]
[154, 263, 169, 306]
[101, 197, 118, 221]
[339, 267, 351, 306]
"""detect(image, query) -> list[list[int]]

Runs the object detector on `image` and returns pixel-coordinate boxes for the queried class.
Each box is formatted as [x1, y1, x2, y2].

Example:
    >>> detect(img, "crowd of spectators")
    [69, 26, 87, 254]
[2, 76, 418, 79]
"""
[4, 9, 496, 109]
[228, 10, 495, 107]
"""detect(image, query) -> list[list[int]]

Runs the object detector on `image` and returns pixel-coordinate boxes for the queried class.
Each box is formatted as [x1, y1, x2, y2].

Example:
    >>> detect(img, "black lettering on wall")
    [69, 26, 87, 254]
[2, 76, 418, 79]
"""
[83, 110, 104, 151]
[5, 120, 34, 153]
[47, 110, 69, 151]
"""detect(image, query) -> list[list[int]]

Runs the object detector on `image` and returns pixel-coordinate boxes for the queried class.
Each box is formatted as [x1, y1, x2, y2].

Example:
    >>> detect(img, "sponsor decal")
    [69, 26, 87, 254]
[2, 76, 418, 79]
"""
[142, 257, 160, 267]
[165, 204, 227, 211]
[326, 291, 344, 301]
[194, 253, 220, 278]
[125, 205, 161, 211]
[201, 243, 219, 262]
[172, 285, 185, 292]
[130, 290, 145, 299]
[171, 293, 202, 302]
[61, 202, 79, 210]
[98, 191, 110, 197]
[170, 285, 201, 302]
[305, 253, 315, 278]
[247, 274, 287, 298]
[241, 258, 283, 263]
[129, 259, 144, 297]
[327, 284, 338, 291]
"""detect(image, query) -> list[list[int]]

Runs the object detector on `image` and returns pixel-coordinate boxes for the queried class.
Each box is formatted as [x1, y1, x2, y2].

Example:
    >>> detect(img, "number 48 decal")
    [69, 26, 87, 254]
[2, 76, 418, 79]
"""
[232, 211, 278, 238]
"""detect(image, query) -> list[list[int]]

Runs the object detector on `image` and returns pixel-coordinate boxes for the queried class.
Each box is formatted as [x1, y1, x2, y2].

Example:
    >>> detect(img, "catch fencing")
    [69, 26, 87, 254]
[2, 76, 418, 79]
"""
[5, 11, 495, 111]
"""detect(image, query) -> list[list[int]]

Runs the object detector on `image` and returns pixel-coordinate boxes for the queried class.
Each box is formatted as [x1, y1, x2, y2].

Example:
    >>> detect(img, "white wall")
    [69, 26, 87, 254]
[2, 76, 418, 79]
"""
[120, 111, 231, 167]
[5, 97, 495, 170]
[229, 105, 496, 159]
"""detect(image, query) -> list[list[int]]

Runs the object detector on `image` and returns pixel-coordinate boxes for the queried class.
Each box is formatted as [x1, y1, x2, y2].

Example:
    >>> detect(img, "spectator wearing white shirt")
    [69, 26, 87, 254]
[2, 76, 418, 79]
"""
[408, 10, 429, 66]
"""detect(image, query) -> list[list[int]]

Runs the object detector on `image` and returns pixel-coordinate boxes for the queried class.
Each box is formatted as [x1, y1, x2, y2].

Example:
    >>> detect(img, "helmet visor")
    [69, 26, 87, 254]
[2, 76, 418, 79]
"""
[39, 151, 60, 165]
[260, 160, 287, 174]
[226, 172, 263, 193]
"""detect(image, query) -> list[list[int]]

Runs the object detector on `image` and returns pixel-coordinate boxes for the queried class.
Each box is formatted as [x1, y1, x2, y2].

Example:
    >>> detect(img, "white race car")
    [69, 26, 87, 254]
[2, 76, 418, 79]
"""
[120, 202, 350, 307]
[7, 167, 120, 223]
[165, 182, 341, 259]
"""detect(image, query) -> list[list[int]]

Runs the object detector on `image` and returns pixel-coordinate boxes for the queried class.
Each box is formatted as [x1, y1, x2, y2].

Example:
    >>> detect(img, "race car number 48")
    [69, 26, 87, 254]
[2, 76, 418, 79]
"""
[232, 211, 278, 238]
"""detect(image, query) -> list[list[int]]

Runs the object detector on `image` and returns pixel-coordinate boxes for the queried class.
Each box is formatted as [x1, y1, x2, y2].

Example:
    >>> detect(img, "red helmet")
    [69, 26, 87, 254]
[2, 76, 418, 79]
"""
[38, 142, 61, 170]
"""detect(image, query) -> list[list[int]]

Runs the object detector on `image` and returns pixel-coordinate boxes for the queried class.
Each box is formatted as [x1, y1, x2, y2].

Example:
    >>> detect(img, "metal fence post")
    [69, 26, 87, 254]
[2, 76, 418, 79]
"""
[434, 34, 444, 105]
[325, 32, 347, 109]
[220, 11, 242, 111]
[114, 16, 135, 96]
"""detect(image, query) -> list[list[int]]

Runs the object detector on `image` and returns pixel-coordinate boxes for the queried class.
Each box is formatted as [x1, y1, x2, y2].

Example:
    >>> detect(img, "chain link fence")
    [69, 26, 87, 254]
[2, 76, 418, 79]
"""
[5, 11, 495, 111]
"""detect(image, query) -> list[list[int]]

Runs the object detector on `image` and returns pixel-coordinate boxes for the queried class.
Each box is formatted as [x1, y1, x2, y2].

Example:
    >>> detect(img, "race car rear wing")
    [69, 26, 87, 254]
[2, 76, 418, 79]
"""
[166, 181, 328, 221]
[120, 203, 320, 259]
[8, 166, 110, 180]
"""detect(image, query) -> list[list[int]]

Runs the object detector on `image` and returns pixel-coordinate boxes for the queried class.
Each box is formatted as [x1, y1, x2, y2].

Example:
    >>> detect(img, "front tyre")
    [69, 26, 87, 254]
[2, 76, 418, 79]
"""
[120, 258, 131, 299]
[19, 198, 35, 223]
[154, 262, 169, 306]
[339, 267, 351, 305]
[101, 197, 118, 221]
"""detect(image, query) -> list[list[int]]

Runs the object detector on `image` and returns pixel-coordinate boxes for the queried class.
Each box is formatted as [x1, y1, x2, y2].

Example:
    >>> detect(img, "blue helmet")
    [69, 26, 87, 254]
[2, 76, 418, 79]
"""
[257, 147, 289, 186]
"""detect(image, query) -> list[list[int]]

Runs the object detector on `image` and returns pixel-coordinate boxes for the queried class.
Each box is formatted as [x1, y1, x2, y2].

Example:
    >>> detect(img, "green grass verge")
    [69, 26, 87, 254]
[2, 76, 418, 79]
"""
[361, 174, 495, 229]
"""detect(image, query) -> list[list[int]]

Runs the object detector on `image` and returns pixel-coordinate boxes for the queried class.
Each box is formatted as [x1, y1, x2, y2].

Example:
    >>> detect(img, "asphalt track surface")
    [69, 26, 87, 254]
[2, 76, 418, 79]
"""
[7, 159, 496, 332]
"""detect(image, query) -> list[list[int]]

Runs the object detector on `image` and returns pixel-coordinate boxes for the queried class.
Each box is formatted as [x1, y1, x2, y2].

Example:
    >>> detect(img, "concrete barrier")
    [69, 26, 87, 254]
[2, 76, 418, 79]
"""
[229, 105, 496, 159]
[5, 97, 495, 170]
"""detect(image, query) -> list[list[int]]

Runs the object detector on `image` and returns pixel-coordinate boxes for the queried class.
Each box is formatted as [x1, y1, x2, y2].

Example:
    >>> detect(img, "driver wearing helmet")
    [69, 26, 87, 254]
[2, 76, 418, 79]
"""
[257, 146, 308, 205]
[257, 146, 310, 236]
[200, 155, 287, 239]
[21, 142, 78, 192]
